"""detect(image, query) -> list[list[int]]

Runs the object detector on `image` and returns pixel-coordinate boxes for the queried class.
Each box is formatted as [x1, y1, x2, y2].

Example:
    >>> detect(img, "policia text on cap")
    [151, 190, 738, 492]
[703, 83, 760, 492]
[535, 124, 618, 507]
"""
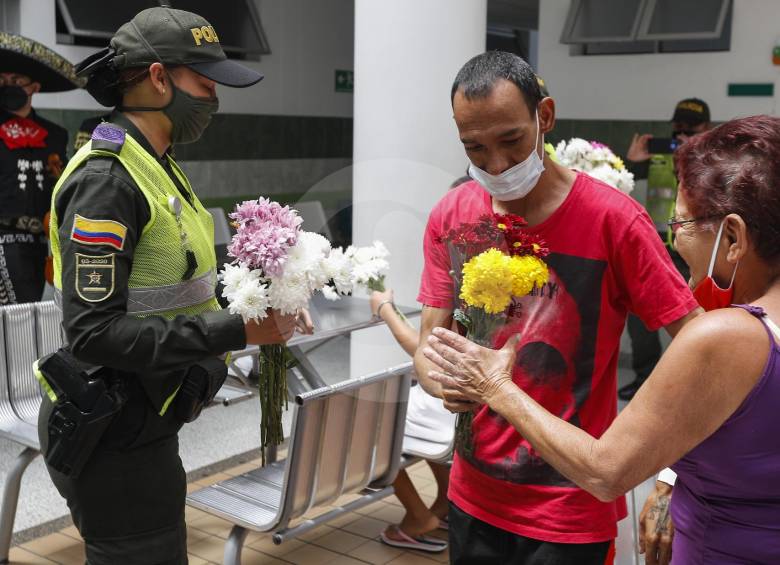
[35, 7, 312, 564]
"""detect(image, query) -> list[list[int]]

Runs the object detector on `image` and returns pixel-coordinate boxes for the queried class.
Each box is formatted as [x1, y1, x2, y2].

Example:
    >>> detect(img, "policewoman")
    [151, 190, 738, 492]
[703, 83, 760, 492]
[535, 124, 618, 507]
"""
[0, 32, 80, 304]
[38, 7, 299, 563]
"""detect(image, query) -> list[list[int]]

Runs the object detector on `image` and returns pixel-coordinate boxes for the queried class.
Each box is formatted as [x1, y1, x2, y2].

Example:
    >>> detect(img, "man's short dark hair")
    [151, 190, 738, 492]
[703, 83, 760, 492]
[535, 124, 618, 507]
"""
[451, 51, 542, 116]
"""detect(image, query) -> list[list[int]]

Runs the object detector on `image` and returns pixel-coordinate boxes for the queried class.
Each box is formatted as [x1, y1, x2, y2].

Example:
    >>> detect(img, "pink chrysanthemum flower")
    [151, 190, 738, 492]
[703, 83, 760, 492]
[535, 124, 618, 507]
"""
[227, 198, 302, 277]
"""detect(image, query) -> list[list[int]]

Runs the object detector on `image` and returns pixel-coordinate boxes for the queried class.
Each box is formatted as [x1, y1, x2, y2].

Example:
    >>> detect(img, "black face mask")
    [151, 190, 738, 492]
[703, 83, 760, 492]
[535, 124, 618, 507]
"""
[121, 73, 218, 145]
[0, 86, 29, 112]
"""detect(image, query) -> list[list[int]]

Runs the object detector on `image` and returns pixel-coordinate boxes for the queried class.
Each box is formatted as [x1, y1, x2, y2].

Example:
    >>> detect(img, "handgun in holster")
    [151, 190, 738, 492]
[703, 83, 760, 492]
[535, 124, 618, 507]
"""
[172, 357, 228, 423]
[35, 349, 125, 479]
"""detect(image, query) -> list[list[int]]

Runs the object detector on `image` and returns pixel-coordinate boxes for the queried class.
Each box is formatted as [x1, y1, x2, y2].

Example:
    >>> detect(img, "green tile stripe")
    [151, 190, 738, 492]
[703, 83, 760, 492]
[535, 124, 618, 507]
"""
[727, 83, 774, 97]
[35, 109, 352, 161]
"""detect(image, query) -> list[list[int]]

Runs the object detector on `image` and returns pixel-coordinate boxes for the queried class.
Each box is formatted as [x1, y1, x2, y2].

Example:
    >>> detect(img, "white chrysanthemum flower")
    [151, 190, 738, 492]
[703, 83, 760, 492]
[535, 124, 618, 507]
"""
[284, 231, 332, 292]
[227, 277, 270, 322]
[323, 247, 355, 295]
[267, 273, 311, 314]
[349, 242, 391, 286]
[220, 262, 264, 301]
[371, 240, 390, 258]
[555, 138, 635, 194]
[321, 285, 341, 301]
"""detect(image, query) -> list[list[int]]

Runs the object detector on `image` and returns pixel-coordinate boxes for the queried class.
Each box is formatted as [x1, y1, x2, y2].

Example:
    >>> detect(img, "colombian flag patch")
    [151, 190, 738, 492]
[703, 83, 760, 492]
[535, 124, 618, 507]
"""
[70, 215, 127, 251]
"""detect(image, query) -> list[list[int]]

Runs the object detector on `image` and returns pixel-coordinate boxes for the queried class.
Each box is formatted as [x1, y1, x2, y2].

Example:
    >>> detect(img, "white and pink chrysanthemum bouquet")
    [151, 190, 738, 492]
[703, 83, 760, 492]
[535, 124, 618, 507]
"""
[220, 197, 345, 462]
[554, 138, 635, 194]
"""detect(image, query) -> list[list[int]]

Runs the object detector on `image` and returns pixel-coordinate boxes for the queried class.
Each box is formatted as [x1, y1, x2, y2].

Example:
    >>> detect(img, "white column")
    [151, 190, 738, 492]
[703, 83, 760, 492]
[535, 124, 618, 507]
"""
[353, 0, 486, 305]
[350, 0, 486, 376]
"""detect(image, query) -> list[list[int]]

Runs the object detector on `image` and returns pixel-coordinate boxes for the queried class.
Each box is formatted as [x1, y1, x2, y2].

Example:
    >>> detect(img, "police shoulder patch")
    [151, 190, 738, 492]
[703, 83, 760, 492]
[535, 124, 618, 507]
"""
[71, 214, 127, 251]
[75, 253, 115, 303]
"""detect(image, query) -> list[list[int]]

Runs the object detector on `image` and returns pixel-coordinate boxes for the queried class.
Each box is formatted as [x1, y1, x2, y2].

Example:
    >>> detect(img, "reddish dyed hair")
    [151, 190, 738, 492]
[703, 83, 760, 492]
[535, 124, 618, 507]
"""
[675, 114, 780, 263]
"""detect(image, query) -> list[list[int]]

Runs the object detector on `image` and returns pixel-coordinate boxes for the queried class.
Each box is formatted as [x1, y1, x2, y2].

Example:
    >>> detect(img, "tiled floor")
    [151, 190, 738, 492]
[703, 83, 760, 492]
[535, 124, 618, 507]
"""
[9, 461, 449, 565]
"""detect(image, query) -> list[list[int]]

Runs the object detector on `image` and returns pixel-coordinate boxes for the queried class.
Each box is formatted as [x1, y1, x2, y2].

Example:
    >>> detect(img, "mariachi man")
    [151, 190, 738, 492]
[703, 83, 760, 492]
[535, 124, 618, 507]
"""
[0, 31, 82, 304]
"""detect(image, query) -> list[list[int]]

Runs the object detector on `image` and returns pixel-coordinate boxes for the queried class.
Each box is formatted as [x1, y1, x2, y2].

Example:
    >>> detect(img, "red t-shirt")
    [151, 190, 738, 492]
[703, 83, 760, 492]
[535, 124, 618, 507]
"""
[418, 173, 698, 543]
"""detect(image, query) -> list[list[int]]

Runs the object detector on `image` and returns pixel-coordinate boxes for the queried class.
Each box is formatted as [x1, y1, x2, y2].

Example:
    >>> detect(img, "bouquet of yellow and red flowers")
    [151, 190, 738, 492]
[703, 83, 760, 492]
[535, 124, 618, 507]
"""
[440, 213, 549, 456]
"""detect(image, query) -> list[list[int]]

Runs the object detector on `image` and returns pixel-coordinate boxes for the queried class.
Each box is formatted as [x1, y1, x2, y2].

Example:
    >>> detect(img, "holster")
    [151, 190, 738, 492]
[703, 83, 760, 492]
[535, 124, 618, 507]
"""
[36, 349, 126, 478]
[173, 357, 227, 423]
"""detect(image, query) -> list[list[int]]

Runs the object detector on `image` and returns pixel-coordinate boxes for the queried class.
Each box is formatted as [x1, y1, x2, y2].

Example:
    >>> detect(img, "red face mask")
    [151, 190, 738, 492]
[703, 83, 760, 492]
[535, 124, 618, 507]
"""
[692, 220, 738, 311]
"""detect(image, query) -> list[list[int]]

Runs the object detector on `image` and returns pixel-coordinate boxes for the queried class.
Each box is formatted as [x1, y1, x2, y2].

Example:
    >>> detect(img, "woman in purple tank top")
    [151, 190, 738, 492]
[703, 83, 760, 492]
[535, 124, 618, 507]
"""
[422, 115, 780, 564]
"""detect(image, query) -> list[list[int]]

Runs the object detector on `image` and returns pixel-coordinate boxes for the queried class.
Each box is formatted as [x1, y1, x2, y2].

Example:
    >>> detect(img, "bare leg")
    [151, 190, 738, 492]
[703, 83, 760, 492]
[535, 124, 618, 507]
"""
[384, 469, 439, 538]
[427, 461, 450, 520]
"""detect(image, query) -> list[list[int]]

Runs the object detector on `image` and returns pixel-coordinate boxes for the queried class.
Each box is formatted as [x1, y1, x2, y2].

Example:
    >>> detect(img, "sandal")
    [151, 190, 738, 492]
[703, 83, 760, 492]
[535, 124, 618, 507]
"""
[380, 525, 448, 553]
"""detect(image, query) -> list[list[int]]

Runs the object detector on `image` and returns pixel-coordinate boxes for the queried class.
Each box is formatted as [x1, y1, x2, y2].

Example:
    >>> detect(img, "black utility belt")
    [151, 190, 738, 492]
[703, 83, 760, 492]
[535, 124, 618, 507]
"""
[0, 215, 45, 234]
[36, 350, 227, 478]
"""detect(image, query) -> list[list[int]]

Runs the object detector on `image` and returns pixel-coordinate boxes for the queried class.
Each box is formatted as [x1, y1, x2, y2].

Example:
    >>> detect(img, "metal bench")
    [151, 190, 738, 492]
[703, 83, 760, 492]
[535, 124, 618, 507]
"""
[0, 300, 251, 563]
[187, 362, 412, 564]
[0, 302, 61, 564]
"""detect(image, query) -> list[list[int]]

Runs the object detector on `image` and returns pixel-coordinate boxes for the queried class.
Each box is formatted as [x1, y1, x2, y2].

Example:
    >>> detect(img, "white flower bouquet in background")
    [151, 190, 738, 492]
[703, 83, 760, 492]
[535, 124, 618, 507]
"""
[347, 240, 390, 293]
[554, 138, 635, 194]
[347, 241, 411, 323]
[221, 198, 342, 463]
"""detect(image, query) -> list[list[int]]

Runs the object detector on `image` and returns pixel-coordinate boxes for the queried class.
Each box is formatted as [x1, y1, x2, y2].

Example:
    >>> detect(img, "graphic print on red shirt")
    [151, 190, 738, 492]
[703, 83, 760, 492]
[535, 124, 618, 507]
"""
[418, 173, 699, 543]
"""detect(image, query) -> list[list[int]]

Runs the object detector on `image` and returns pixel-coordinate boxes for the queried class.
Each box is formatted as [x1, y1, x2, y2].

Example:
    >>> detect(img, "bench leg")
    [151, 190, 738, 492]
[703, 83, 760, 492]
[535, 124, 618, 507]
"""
[223, 524, 248, 565]
[0, 448, 39, 564]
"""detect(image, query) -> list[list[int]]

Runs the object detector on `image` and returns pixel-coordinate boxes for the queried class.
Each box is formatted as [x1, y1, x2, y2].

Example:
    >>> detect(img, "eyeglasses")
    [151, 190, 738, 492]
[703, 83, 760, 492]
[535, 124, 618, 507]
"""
[666, 215, 719, 233]
[0, 76, 33, 88]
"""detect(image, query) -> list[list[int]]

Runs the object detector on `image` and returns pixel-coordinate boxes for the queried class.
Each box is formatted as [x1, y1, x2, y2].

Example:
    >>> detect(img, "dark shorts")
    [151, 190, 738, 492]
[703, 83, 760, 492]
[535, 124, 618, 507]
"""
[449, 502, 611, 565]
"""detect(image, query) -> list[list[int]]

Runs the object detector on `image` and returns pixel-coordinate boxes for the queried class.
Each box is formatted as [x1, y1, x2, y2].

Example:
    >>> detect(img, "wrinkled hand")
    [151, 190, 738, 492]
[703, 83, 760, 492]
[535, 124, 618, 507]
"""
[370, 289, 394, 317]
[423, 327, 519, 408]
[639, 481, 674, 565]
[627, 133, 653, 162]
[296, 308, 314, 335]
[244, 310, 297, 345]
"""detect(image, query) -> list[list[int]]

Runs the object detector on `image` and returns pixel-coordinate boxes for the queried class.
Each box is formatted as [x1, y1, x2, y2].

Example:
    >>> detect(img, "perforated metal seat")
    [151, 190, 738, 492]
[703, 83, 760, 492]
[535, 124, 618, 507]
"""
[187, 363, 412, 563]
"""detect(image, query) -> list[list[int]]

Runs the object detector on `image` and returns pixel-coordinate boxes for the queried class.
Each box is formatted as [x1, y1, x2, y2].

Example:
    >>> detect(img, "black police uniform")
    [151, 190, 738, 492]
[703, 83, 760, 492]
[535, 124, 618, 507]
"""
[0, 108, 67, 304]
[39, 112, 247, 564]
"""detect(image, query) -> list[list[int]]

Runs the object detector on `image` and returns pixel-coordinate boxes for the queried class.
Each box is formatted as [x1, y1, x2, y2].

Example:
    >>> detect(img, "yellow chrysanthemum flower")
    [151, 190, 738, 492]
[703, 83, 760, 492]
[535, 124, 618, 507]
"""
[611, 156, 625, 171]
[459, 248, 549, 314]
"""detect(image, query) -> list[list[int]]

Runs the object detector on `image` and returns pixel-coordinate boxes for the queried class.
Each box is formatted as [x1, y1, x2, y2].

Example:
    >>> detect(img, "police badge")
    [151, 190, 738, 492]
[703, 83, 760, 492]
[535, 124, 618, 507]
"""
[75, 253, 115, 302]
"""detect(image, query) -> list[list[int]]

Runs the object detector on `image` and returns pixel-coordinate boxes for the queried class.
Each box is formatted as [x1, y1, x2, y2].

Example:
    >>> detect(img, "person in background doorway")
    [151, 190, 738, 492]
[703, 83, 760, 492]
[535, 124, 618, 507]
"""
[621, 98, 712, 401]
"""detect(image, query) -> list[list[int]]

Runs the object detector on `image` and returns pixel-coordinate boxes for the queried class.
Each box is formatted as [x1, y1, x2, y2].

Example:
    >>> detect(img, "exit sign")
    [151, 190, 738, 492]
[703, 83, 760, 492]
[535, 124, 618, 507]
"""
[335, 70, 353, 93]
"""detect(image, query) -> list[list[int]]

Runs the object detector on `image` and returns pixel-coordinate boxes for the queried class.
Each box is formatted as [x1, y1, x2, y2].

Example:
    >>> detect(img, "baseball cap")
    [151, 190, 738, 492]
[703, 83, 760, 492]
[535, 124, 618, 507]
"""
[109, 7, 263, 88]
[671, 98, 710, 125]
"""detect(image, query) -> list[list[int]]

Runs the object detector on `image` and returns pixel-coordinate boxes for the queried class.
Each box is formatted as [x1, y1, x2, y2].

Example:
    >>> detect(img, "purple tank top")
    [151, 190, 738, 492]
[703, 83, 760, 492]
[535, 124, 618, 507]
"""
[670, 305, 780, 564]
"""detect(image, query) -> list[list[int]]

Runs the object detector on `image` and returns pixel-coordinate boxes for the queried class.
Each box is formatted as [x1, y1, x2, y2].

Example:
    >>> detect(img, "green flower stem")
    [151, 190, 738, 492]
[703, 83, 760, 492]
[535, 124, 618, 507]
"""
[454, 311, 502, 458]
[258, 344, 291, 466]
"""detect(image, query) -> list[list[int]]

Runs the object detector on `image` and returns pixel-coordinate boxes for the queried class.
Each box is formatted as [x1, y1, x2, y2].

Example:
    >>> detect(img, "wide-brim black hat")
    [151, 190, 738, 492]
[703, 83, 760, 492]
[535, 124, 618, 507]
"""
[0, 31, 85, 92]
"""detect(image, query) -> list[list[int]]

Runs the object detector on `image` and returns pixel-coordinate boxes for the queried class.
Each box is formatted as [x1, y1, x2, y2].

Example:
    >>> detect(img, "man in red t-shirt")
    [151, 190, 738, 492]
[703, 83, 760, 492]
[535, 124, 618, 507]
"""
[414, 51, 700, 564]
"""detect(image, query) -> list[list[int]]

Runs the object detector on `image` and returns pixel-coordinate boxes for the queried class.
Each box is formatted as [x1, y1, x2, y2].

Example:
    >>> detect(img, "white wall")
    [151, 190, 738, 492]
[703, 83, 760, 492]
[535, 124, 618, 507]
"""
[538, 0, 780, 121]
[21, 0, 354, 117]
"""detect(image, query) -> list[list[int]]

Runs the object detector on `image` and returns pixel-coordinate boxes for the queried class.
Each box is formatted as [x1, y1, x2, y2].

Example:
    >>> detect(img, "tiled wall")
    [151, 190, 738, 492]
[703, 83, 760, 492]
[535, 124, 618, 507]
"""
[37, 109, 678, 244]
[37, 109, 355, 244]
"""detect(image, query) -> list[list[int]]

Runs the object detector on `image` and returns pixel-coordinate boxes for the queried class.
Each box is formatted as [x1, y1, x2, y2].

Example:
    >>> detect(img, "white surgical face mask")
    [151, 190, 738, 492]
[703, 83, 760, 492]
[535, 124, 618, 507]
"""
[468, 111, 545, 202]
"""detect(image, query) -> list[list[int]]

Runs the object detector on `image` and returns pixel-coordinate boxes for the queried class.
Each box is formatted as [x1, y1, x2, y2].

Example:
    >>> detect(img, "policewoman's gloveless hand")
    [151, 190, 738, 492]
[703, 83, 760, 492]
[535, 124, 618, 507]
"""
[244, 310, 297, 344]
